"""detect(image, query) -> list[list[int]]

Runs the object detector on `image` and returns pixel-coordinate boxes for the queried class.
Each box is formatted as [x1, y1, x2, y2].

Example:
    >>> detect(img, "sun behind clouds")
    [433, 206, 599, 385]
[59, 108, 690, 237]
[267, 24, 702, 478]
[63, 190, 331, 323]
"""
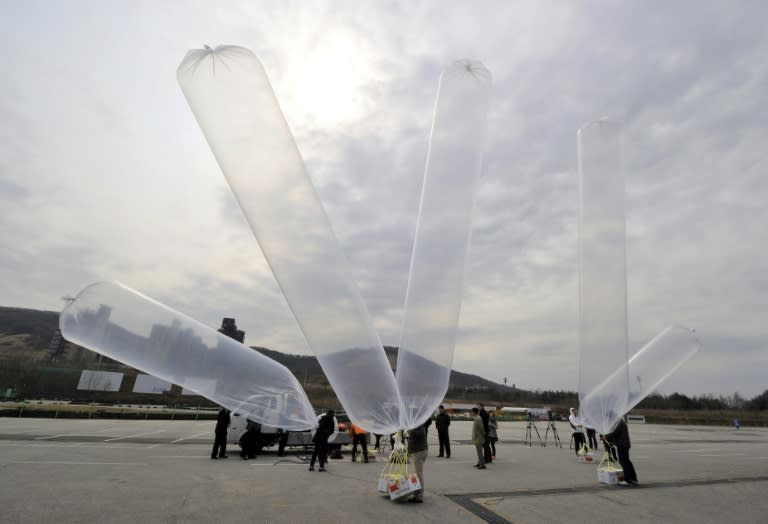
[280, 29, 377, 128]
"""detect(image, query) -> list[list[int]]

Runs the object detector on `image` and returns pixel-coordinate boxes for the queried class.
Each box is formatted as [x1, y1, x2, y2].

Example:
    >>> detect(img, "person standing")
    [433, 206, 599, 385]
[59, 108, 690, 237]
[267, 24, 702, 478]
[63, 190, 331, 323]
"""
[407, 421, 428, 503]
[604, 417, 638, 486]
[585, 422, 598, 451]
[488, 412, 499, 459]
[435, 405, 451, 458]
[476, 402, 492, 463]
[349, 423, 369, 463]
[210, 407, 230, 459]
[471, 407, 486, 469]
[276, 429, 289, 457]
[569, 407, 586, 455]
[309, 409, 337, 472]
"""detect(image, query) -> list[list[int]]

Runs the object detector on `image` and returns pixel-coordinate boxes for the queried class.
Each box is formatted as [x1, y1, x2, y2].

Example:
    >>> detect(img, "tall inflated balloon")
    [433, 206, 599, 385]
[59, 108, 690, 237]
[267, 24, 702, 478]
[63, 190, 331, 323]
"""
[577, 119, 630, 434]
[60, 282, 317, 430]
[577, 120, 701, 433]
[396, 60, 491, 428]
[177, 46, 402, 434]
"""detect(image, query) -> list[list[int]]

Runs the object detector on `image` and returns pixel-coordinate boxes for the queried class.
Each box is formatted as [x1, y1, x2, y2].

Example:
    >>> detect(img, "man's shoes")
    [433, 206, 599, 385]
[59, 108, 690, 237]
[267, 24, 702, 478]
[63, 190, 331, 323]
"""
[308, 466, 314, 471]
[219, 455, 228, 459]
[319, 467, 326, 472]
[477, 465, 486, 469]
[473, 464, 480, 468]
[408, 497, 423, 503]
[618, 480, 630, 486]
[437, 454, 444, 458]
[445, 456, 450, 459]
[210, 456, 217, 460]
[627, 480, 639, 486]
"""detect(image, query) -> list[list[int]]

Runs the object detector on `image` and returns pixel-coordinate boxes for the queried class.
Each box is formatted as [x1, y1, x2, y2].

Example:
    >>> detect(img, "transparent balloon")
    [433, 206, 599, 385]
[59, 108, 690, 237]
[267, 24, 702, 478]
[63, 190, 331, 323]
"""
[577, 120, 701, 434]
[577, 118, 630, 433]
[177, 46, 401, 433]
[580, 325, 701, 433]
[396, 60, 491, 428]
[59, 281, 317, 431]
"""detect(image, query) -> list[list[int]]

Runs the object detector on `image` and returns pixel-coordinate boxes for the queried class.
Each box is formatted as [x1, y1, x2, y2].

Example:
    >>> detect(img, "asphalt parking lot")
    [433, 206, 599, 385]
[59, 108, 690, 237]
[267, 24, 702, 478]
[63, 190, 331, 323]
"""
[1, 418, 766, 523]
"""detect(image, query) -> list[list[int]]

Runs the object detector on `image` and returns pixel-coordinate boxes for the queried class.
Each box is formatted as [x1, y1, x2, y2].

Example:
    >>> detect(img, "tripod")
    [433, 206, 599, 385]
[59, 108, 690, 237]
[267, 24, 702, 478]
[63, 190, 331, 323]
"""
[544, 419, 562, 448]
[523, 417, 543, 447]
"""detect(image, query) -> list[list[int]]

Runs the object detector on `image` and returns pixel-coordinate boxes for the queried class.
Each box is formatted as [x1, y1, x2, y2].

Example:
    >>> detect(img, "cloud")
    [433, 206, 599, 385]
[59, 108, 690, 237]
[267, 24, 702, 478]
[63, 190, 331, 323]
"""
[1, 1, 766, 398]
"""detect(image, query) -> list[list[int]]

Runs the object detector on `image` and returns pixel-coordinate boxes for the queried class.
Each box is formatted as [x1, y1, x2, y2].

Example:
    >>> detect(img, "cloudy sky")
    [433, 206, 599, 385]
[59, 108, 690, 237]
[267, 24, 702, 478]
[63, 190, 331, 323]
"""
[1, 1, 766, 399]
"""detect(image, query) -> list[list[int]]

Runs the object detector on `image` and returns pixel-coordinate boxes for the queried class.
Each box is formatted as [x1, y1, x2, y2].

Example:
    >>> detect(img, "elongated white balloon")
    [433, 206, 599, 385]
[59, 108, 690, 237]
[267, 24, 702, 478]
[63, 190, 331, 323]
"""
[580, 325, 701, 433]
[577, 118, 630, 434]
[396, 60, 491, 428]
[59, 282, 317, 430]
[177, 46, 401, 433]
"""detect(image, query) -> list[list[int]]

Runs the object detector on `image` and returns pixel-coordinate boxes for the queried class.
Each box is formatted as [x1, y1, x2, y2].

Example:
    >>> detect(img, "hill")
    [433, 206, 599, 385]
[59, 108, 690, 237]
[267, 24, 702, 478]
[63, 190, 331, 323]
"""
[0, 306, 511, 407]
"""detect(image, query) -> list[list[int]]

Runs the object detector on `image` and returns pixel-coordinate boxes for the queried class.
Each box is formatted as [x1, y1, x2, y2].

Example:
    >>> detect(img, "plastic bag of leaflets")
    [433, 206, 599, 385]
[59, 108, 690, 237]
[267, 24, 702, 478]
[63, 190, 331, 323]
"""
[597, 444, 624, 485]
[378, 433, 421, 500]
[577, 443, 595, 463]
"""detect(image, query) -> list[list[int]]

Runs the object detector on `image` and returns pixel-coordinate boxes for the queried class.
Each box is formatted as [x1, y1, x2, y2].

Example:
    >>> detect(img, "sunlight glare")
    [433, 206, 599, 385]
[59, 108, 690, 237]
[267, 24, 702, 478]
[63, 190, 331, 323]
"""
[282, 32, 373, 128]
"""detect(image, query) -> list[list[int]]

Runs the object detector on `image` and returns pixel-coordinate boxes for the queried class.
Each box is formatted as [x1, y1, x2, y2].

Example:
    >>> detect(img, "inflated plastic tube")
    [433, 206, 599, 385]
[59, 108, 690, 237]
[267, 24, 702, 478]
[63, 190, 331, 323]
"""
[396, 60, 491, 429]
[580, 325, 701, 433]
[59, 282, 317, 430]
[577, 119, 629, 434]
[177, 46, 402, 434]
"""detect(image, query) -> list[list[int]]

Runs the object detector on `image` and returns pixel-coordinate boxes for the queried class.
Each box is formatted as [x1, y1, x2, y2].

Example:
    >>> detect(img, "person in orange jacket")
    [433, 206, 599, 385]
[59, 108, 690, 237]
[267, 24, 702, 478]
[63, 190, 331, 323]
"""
[349, 423, 369, 463]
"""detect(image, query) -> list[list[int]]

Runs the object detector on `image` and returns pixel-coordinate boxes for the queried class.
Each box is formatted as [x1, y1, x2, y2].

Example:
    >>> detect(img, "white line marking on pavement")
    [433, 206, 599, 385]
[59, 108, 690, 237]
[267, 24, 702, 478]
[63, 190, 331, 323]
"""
[250, 463, 306, 466]
[698, 453, 746, 457]
[158, 456, 209, 458]
[676, 448, 725, 453]
[0, 443, 140, 449]
[93, 427, 126, 434]
[104, 430, 166, 442]
[147, 444, 162, 448]
[11, 461, 148, 466]
[34, 434, 66, 440]
[170, 432, 208, 443]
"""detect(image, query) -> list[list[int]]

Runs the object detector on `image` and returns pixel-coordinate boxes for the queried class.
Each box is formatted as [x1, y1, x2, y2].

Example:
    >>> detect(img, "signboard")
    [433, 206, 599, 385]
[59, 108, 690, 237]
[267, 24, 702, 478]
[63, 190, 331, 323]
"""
[132, 374, 172, 394]
[182, 378, 217, 396]
[77, 370, 123, 392]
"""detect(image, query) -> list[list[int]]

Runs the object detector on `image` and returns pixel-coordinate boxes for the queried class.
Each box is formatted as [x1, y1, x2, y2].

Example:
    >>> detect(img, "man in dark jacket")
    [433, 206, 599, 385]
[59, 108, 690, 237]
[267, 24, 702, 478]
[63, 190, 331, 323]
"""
[407, 421, 428, 503]
[604, 417, 638, 486]
[239, 420, 263, 459]
[309, 410, 336, 472]
[476, 403, 492, 463]
[211, 408, 230, 459]
[435, 405, 451, 458]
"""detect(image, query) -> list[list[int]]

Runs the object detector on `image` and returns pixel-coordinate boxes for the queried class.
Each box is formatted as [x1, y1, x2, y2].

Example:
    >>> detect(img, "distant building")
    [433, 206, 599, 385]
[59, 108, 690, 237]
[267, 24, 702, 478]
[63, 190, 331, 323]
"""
[218, 318, 245, 343]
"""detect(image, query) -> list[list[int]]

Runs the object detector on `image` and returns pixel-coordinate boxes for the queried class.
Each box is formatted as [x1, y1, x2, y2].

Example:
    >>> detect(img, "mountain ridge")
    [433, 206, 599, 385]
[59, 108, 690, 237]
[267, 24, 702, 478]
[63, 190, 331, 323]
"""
[0, 305, 508, 405]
